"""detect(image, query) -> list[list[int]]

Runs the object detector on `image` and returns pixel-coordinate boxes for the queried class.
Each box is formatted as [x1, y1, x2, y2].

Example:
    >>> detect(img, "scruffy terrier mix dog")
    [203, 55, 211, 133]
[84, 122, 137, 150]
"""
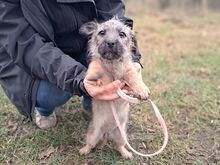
[79, 18, 150, 159]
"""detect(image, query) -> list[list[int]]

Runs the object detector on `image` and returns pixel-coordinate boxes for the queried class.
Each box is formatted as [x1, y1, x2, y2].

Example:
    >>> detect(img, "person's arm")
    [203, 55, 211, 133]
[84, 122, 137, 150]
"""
[95, 0, 142, 64]
[0, 0, 87, 96]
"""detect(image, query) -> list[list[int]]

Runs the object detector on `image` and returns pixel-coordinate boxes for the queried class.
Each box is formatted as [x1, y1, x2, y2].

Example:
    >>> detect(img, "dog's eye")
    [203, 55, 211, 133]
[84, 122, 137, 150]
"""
[98, 30, 106, 36]
[119, 31, 126, 38]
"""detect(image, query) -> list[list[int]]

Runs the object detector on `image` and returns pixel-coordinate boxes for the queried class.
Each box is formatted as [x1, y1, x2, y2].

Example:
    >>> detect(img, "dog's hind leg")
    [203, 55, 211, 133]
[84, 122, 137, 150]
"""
[111, 123, 133, 159]
[79, 124, 103, 155]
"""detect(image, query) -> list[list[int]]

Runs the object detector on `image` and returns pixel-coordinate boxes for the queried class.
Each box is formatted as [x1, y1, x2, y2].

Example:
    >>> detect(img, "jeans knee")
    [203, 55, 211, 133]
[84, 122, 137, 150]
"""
[36, 81, 72, 109]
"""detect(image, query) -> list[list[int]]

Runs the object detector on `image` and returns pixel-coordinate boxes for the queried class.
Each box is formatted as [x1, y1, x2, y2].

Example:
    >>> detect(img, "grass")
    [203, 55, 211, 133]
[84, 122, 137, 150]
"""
[0, 10, 220, 165]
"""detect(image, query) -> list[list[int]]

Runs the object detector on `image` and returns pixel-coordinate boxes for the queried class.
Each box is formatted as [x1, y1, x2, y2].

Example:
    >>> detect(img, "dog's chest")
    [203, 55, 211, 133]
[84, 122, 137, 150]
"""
[103, 61, 126, 80]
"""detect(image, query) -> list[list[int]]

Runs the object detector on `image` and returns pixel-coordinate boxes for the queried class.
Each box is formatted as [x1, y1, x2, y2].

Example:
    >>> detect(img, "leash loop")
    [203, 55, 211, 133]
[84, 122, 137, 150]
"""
[112, 88, 168, 157]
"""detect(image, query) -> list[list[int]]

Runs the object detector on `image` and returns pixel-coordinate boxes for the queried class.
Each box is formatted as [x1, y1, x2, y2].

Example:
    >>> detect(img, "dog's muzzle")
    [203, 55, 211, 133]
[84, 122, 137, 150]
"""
[98, 40, 124, 60]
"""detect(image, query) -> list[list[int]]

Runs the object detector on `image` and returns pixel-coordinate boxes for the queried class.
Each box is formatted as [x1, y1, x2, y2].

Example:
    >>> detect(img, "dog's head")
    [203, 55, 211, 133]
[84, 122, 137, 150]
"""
[80, 18, 137, 61]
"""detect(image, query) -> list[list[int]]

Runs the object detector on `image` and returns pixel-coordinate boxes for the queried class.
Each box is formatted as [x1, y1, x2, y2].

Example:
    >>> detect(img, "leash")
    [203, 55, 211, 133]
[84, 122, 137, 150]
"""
[110, 88, 168, 157]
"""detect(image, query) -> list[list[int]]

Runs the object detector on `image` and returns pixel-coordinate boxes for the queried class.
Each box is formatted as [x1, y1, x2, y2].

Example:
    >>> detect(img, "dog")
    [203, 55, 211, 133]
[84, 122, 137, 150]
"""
[79, 18, 150, 159]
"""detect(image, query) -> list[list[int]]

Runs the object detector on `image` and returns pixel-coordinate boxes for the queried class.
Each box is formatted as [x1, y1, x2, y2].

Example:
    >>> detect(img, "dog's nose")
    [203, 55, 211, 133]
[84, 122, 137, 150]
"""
[106, 41, 116, 48]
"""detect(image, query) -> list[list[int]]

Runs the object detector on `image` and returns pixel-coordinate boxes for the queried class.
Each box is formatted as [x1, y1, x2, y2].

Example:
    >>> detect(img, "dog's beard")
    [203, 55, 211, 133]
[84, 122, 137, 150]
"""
[98, 42, 124, 60]
[101, 52, 121, 60]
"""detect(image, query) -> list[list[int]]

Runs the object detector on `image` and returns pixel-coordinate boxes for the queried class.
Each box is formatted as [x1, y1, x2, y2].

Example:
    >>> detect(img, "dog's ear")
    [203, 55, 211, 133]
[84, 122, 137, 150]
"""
[79, 21, 98, 37]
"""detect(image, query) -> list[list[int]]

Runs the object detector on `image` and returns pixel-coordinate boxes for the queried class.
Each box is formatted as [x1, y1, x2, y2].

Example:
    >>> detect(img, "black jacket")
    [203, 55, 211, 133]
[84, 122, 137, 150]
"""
[0, 0, 141, 119]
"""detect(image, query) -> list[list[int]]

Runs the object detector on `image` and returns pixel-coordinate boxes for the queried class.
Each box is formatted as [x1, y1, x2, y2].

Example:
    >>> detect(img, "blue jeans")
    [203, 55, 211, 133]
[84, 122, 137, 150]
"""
[36, 80, 92, 116]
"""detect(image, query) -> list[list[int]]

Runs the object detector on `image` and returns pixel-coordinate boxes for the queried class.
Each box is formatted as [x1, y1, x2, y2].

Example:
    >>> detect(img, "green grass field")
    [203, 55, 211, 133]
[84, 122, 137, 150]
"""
[0, 11, 220, 165]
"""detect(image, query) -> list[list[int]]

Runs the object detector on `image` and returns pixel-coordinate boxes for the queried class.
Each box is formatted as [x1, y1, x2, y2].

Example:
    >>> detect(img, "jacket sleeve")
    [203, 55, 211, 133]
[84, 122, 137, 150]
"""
[95, 0, 142, 65]
[0, 0, 88, 96]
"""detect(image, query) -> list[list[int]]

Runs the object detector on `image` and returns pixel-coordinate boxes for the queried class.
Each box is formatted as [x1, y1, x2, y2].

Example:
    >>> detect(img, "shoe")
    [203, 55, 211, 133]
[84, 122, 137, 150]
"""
[35, 110, 57, 129]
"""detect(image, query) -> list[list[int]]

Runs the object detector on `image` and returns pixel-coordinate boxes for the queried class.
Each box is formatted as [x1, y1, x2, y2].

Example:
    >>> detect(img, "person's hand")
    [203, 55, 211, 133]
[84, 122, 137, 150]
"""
[83, 79, 127, 101]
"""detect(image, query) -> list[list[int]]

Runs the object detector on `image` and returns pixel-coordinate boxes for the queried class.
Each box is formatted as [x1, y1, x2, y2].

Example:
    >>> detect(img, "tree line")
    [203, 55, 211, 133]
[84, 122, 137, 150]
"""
[126, 0, 220, 12]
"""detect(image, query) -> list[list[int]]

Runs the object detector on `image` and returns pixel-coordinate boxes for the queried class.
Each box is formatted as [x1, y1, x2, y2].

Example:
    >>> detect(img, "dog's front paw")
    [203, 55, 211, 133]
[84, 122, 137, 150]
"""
[133, 85, 150, 100]
[79, 145, 92, 155]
